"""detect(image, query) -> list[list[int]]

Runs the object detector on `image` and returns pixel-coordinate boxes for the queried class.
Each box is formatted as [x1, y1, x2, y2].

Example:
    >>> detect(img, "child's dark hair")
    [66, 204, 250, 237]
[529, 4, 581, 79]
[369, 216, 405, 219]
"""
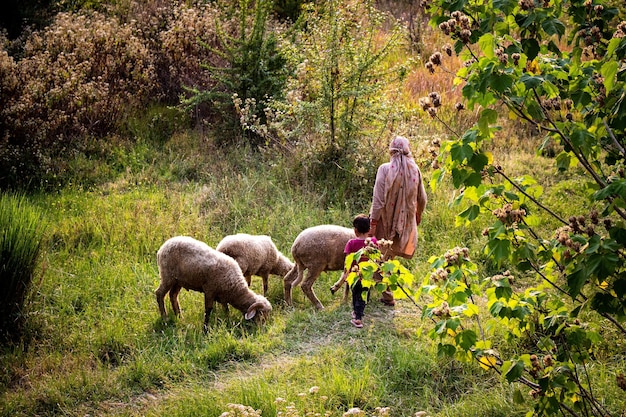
[352, 214, 370, 234]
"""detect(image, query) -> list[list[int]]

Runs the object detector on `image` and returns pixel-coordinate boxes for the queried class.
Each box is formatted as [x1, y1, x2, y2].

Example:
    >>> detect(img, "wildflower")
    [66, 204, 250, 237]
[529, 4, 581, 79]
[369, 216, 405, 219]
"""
[375, 407, 391, 416]
[430, 267, 448, 284]
[428, 92, 442, 107]
[429, 52, 442, 66]
[543, 355, 554, 367]
[439, 21, 451, 35]
[308, 386, 320, 394]
[419, 97, 432, 111]
[460, 29, 472, 43]
[432, 301, 450, 317]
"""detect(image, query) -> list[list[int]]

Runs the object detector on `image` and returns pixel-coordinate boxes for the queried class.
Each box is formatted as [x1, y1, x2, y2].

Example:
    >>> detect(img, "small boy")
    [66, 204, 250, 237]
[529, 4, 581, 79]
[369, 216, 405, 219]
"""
[330, 214, 378, 328]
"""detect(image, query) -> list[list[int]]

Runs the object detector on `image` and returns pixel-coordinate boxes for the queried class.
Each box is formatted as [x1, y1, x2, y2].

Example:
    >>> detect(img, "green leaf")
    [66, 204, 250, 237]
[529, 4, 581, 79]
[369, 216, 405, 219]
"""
[520, 74, 543, 89]
[586, 252, 619, 279]
[521, 38, 540, 60]
[503, 359, 525, 383]
[566, 267, 587, 298]
[489, 73, 514, 93]
[478, 33, 496, 58]
[593, 179, 626, 201]
[489, 300, 505, 316]
[465, 171, 483, 187]
[513, 389, 525, 404]
[450, 143, 474, 163]
[486, 238, 511, 262]
[600, 61, 618, 94]
[541, 18, 566, 37]
[495, 286, 513, 300]
[555, 151, 572, 171]
[570, 126, 594, 148]
[457, 204, 480, 222]
[456, 329, 477, 351]
[606, 37, 622, 57]
[478, 109, 498, 135]
[438, 343, 457, 357]
[468, 152, 489, 172]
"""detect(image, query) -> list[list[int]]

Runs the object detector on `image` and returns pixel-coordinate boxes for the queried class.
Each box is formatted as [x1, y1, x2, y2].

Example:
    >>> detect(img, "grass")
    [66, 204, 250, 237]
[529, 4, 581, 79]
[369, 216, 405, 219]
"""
[0, 124, 623, 416]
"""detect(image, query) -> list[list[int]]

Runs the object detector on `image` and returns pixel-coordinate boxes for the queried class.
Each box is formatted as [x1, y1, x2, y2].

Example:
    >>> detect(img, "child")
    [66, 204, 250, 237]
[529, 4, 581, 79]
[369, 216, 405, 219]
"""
[330, 214, 378, 328]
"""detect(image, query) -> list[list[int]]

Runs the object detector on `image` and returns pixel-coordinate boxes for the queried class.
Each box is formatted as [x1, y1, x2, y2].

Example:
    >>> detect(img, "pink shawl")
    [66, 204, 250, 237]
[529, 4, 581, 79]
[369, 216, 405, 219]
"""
[370, 136, 426, 258]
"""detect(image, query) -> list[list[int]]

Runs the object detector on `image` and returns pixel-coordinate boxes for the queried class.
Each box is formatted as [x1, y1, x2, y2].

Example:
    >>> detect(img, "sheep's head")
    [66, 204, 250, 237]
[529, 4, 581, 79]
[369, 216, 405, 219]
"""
[274, 253, 295, 276]
[244, 296, 272, 321]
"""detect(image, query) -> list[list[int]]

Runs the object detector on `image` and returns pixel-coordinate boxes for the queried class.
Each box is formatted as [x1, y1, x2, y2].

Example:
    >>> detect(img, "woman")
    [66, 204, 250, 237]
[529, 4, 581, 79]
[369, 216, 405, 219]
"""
[369, 135, 427, 305]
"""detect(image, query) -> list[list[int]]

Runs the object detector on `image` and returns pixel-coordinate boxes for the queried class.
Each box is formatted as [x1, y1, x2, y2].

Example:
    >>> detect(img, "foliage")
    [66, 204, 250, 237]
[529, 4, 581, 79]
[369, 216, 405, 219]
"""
[419, 0, 626, 415]
[255, 0, 413, 205]
[0, 11, 159, 189]
[0, 1, 231, 190]
[156, 1, 227, 102]
[0, 194, 45, 343]
[344, 239, 416, 302]
[182, 0, 290, 148]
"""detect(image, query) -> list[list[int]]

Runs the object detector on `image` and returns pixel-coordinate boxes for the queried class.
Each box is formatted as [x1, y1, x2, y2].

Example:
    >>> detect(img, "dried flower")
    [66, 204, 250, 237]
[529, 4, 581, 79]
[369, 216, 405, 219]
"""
[429, 52, 442, 66]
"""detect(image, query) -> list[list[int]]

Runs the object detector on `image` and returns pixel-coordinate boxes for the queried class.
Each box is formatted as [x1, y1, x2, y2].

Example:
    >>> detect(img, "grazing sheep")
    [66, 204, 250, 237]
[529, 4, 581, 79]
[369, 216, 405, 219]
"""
[216, 233, 294, 296]
[283, 225, 355, 310]
[155, 236, 272, 330]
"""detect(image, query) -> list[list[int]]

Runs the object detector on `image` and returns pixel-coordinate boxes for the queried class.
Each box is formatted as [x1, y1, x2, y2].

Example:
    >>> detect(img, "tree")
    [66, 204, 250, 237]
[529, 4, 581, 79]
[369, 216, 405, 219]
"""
[182, 0, 289, 148]
[417, 0, 626, 415]
[262, 0, 410, 205]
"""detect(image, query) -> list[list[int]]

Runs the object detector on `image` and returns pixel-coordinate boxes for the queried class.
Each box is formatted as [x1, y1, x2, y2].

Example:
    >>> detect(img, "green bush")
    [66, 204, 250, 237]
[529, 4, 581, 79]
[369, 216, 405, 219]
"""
[0, 194, 45, 343]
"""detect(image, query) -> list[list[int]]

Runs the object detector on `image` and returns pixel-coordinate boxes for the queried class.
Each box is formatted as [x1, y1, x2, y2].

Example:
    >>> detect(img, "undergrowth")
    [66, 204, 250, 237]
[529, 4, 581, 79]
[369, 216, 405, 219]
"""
[1, 125, 608, 417]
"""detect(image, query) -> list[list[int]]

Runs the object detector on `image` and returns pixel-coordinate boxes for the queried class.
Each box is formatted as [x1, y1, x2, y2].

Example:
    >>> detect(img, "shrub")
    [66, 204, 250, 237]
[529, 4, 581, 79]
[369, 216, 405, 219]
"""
[419, 0, 626, 415]
[157, 1, 227, 102]
[181, 0, 290, 147]
[0, 194, 45, 343]
[0, 11, 159, 189]
[260, 0, 412, 206]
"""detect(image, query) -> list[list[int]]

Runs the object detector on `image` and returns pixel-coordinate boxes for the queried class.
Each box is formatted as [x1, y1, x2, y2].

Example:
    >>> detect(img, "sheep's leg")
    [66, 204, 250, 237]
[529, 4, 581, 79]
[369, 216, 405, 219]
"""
[261, 274, 269, 296]
[300, 266, 325, 310]
[283, 264, 301, 306]
[169, 283, 182, 317]
[203, 292, 215, 332]
[342, 282, 350, 303]
[330, 271, 347, 294]
[155, 281, 171, 319]
[244, 274, 252, 287]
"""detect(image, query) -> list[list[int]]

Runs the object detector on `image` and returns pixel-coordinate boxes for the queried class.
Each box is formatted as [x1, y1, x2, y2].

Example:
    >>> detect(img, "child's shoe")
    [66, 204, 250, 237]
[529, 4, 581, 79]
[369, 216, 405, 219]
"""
[350, 318, 363, 328]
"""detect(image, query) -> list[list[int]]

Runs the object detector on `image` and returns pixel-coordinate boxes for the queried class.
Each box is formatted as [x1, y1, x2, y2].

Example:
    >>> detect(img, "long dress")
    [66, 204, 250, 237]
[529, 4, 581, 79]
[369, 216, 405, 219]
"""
[370, 155, 427, 259]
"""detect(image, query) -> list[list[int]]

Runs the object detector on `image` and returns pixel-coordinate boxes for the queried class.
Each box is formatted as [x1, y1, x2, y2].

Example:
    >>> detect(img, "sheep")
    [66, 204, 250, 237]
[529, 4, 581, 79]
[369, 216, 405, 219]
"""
[283, 225, 355, 310]
[216, 233, 294, 296]
[155, 236, 272, 330]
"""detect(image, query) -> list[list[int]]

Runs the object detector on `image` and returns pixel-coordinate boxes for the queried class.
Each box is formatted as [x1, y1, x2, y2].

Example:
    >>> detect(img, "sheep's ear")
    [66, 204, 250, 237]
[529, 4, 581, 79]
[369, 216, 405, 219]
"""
[244, 308, 257, 320]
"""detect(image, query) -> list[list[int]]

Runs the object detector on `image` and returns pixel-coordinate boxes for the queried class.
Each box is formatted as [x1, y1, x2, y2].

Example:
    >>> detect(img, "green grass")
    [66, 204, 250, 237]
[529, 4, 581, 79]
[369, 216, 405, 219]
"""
[0, 129, 623, 417]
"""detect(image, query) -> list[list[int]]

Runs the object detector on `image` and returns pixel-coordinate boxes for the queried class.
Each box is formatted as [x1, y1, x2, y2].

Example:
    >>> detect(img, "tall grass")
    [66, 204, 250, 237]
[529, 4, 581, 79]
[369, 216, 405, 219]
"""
[0, 194, 45, 343]
[2, 118, 613, 416]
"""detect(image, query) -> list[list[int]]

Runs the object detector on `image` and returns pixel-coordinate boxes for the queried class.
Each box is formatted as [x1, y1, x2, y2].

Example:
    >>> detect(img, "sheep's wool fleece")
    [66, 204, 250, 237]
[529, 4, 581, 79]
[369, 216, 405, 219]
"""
[158, 236, 248, 292]
[291, 225, 355, 269]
